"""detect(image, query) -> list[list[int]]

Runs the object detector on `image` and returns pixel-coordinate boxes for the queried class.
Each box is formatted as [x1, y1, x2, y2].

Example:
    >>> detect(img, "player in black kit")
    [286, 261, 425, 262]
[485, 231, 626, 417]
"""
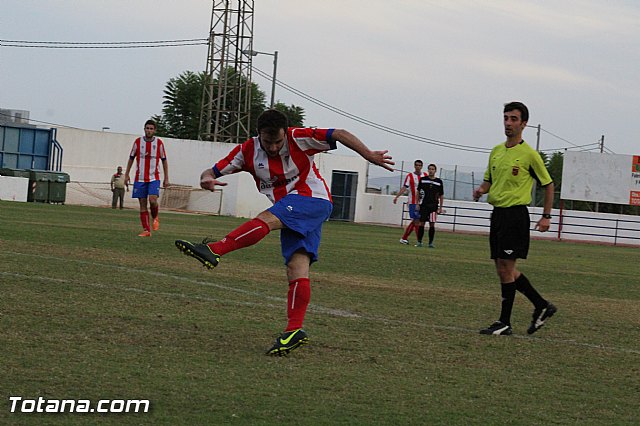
[416, 163, 444, 248]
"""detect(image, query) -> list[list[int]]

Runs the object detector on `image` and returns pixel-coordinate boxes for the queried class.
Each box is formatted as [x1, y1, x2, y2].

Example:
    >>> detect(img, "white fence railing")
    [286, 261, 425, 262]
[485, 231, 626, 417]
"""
[401, 201, 640, 247]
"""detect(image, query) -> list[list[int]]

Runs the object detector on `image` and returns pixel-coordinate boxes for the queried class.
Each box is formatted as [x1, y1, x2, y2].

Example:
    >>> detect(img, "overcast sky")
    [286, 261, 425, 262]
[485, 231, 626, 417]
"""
[2, 0, 639, 175]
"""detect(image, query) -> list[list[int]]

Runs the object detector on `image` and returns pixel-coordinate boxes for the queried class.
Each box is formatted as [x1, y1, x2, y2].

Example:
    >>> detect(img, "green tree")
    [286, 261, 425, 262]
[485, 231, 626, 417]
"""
[547, 151, 564, 208]
[154, 69, 305, 141]
[274, 102, 305, 127]
[153, 71, 206, 140]
[547, 151, 564, 185]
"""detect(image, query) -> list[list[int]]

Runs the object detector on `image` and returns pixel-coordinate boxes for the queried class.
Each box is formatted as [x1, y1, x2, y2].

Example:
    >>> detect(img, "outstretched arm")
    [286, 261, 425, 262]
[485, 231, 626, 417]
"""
[332, 129, 394, 172]
[199, 168, 229, 191]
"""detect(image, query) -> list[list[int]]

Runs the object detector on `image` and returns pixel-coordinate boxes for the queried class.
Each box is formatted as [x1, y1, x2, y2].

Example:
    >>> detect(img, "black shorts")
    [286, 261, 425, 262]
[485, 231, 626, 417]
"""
[489, 205, 530, 260]
[419, 203, 438, 223]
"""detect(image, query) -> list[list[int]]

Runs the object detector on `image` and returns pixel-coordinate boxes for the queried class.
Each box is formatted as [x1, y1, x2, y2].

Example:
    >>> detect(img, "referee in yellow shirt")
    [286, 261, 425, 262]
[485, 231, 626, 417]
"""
[473, 101, 557, 336]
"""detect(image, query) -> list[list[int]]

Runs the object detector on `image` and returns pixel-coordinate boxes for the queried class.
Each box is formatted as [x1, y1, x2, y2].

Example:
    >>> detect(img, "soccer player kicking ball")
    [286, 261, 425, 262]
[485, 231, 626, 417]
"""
[175, 110, 394, 356]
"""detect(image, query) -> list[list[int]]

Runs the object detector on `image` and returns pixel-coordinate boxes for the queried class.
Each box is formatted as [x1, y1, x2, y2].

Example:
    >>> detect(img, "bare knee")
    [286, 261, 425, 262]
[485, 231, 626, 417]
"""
[286, 251, 311, 281]
[494, 259, 517, 283]
[256, 210, 283, 231]
[138, 198, 148, 212]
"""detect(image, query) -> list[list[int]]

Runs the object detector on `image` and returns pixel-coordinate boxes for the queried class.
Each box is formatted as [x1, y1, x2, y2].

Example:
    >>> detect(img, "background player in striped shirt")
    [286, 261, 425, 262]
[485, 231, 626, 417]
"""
[393, 159, 427, 245]
[176, 109, 394, 356]
[124, 119, 170, 237]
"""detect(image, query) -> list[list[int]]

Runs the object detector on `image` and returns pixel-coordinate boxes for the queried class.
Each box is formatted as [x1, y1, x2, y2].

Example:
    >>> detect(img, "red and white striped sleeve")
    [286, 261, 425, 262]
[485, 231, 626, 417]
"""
[129, 138, 140, 159]
[213, 142, 248, 178]
[289, 128, 337, 154]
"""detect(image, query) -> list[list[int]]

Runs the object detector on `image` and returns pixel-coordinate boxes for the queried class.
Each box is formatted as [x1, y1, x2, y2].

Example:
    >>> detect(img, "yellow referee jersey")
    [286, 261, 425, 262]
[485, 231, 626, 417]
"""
[483, 140, 553, 207]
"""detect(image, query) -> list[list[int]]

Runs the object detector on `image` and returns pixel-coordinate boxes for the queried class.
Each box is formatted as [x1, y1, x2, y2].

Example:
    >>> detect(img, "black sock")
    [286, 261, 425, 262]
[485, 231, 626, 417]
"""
[428, 226, 435, 244]
[416, 225, 425, 243]
[515, 274, 547, 309]
[499, 283, 516, 325]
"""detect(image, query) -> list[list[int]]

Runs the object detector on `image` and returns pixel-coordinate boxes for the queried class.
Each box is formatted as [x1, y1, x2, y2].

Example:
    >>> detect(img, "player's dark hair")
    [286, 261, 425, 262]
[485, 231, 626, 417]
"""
[257, 109, 288, 136]
[144, 119, 157, 128]
[414, 160, 423, 166]
[503, 101, 529, 122]
[428, 163, 437, 170]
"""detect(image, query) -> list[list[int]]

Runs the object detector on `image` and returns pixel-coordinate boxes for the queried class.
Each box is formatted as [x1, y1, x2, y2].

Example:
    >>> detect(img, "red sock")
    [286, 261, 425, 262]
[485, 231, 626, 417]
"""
[209, 218, 270, 256]
[286, 278, 310, 331]
[150, 204, 159, 220]
[402, 222, 415, 239]
[139, 211, 150, 231]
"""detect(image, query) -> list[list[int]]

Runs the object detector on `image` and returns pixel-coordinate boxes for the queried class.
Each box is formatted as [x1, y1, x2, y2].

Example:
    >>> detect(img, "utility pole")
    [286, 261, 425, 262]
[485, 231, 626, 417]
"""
[452, 165, 457, 201]
[595, 135, 605, 212]
[242, 49, 278, 108]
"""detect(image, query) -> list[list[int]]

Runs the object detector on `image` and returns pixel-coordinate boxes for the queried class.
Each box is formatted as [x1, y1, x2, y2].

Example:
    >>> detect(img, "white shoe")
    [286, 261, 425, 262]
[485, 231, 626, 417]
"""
[399, 239, 409, 245]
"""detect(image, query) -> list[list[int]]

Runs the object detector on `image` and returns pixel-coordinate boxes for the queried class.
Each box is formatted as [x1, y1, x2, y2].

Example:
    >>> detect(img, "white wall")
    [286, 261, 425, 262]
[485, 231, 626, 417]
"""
[55, 128, 369, 218]
[52, 127, 640, 246]
[0, 176, 29, 202]
[357, 192, 404, 226]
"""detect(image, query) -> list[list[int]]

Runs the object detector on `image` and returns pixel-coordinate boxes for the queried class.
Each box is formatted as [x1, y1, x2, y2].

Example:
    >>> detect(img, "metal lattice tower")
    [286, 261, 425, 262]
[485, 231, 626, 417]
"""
[199, 0, 254, 143]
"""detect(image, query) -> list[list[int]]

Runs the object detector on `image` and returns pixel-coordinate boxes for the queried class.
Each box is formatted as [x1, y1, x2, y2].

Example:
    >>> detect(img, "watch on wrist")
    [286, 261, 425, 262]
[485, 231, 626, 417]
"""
[542, 213, 552, 219]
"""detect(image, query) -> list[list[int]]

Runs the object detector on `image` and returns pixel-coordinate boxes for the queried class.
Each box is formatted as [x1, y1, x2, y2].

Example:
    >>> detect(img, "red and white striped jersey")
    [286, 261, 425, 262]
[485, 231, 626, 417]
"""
[213, 127, 337, 204]
[129, 137, 167, 182]
[403, 172, 428, 204]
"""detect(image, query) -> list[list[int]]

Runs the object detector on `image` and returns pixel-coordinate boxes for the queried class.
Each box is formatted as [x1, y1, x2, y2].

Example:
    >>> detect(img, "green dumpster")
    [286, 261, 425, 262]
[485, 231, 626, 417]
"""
[0, 168, 30, 178]
[28, 170, 51, 202]
[48, 172, 70, 204]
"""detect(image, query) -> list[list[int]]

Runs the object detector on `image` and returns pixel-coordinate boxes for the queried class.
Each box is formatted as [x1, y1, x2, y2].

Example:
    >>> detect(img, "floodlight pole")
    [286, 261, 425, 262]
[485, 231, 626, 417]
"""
[243, 49, 278, 108]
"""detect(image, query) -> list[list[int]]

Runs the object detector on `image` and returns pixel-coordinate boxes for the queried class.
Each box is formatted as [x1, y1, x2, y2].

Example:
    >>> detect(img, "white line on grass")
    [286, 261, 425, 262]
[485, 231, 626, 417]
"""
[3, 252, 360, 318]
[2, 253, 639, 356]
[0, 271, 282, 310]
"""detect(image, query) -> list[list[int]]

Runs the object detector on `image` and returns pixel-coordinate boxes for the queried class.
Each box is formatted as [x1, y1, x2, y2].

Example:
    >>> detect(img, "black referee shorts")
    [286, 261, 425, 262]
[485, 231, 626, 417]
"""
[489, 205, 530, 260]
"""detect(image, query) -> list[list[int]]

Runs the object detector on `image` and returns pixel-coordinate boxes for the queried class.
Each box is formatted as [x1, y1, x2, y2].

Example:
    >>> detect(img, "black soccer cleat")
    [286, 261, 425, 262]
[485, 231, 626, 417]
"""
[175, 239, 220, 269]
[266, 329, 309, 356]
[527, 302, 557, 335]
[479, 321, 513, 336]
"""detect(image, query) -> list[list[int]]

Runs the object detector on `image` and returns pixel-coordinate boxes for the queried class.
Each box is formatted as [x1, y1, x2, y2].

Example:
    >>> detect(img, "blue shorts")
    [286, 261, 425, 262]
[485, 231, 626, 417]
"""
[408, 204, 420, 220]
[132, 181, 161, 199]
[267, 194, 333, 265]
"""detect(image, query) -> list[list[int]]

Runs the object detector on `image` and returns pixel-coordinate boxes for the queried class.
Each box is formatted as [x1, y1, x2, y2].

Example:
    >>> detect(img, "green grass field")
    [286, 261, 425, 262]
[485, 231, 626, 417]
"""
[1, 201, 638, 425]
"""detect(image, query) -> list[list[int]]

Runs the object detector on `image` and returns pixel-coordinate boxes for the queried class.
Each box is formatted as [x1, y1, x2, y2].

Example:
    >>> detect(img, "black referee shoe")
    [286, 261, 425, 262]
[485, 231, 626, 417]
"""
[527, 302, 557, 335]
[479, 321, 513, 336]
